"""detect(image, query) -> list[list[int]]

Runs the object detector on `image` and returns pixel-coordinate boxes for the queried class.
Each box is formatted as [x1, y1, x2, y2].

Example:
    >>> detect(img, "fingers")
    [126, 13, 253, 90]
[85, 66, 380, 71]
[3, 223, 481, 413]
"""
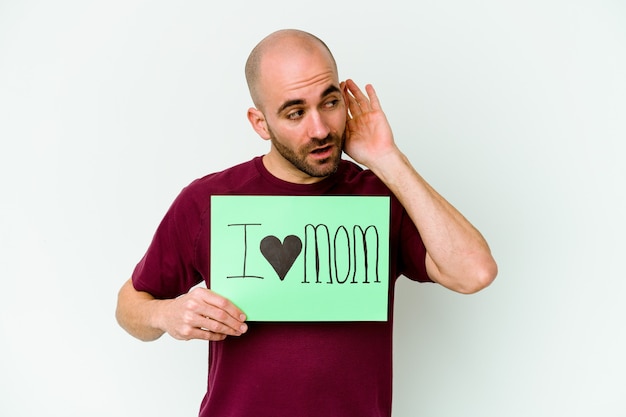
[364, 83, 381, 111]
[169, 288, 248, 341]
[176, 326, 229, 342]
[343, 79, 381, 116]
[342, 81, 357, 119]
[343, 79, 362, 118]
[193, 287, 248, 334]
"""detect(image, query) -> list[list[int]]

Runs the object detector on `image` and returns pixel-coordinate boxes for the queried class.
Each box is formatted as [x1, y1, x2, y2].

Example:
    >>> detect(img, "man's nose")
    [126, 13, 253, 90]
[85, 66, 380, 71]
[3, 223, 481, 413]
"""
[307, 111, 331, 140]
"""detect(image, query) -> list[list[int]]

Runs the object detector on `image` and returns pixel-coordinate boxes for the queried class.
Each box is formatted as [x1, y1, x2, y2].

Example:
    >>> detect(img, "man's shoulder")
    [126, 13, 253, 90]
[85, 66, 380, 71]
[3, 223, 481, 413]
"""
[336, 159, 389, 194]
[164, 157, 263, 215]
[184, 157, 263, 195]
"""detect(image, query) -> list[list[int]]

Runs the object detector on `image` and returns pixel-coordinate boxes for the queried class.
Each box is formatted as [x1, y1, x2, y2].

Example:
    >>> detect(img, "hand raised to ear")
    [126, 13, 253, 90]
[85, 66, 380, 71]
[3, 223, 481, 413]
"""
[341, 79, 399, 170]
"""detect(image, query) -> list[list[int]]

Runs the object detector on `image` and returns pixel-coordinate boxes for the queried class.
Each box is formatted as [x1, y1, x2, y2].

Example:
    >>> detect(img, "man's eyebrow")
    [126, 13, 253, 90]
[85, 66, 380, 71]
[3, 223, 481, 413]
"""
[277, 99, 305, 115]
[276, 85, 342, 116]
[321, 85, 341, 98]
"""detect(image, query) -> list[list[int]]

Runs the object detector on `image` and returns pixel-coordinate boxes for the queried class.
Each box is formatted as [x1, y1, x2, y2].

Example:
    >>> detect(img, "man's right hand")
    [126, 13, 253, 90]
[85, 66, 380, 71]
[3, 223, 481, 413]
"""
[157, 286, 248, 341]
[116, 279, 248, 342]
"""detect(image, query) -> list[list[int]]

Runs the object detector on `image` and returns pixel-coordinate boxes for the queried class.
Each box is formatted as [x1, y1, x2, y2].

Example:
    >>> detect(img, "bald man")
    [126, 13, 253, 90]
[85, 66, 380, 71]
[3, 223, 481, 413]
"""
[116, 29, 497, 417]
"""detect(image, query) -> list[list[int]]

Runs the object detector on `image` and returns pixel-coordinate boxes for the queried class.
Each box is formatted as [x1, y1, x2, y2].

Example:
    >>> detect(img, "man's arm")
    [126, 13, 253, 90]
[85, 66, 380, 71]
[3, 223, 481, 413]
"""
[116, 278, 248, 342]
[342, 79, 497, 294]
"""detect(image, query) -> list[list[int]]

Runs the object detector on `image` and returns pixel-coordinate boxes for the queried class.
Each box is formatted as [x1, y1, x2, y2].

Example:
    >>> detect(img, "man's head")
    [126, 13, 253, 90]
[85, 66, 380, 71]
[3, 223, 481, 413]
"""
[245, 29, 346, 184]
[245, 30, 338, 110]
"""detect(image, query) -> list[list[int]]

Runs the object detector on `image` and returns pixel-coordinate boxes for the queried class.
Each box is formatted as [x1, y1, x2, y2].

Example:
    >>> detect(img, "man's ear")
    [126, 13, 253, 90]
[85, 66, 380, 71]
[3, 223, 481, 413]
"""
[340, 81, 352, 119]
[247, 107, 271, 140]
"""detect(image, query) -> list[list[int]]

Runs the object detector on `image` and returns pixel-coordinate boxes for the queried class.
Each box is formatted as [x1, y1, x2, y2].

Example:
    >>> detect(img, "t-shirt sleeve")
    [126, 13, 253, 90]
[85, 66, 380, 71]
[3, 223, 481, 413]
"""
[131, 186, 205, 299]
[397, 209, 432, 283]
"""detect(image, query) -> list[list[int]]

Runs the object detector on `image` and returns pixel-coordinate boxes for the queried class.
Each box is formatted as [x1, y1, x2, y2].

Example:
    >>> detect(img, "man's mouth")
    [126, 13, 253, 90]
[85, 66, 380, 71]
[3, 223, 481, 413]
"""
[310, 144, 334, 158]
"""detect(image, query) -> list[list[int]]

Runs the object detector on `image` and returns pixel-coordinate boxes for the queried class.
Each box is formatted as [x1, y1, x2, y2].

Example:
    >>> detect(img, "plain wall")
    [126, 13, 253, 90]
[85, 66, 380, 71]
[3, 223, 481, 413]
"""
[1, 1, 624, 416]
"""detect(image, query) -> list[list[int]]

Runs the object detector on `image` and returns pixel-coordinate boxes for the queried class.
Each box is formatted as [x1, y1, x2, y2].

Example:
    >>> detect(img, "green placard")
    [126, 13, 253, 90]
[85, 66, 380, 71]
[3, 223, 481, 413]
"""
[210, 196, 390, 321]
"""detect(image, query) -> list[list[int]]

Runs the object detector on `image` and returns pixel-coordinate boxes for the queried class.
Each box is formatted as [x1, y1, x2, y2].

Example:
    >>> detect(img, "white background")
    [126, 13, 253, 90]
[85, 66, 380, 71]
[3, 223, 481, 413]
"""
[1, 1, 625, 416]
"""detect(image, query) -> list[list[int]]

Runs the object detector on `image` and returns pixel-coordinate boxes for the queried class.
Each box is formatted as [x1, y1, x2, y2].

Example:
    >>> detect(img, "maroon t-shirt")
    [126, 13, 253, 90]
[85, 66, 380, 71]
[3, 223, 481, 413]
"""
[132, 156, 431, 417]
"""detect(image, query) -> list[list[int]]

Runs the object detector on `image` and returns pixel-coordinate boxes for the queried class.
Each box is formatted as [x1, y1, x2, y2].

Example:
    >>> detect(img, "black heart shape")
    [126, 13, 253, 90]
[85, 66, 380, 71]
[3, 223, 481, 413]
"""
[260, 235, 302, 281]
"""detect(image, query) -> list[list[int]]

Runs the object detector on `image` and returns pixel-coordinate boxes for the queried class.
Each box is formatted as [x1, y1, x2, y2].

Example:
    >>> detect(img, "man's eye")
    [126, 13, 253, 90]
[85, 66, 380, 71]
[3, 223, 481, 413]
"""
[287, 110, 304, 120]
[324, 99, 340, 109]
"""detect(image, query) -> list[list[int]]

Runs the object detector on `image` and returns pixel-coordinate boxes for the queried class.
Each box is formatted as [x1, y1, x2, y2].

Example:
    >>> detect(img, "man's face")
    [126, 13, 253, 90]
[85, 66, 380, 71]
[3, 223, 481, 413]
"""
[265, 109, 346, 179]
[254, 46, 347, 183]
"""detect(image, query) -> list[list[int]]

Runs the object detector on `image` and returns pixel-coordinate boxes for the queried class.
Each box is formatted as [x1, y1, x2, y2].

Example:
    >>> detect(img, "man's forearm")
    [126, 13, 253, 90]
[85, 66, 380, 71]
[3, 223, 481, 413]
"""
[370, 151, 498, 293]
[116, 278, 167, 342]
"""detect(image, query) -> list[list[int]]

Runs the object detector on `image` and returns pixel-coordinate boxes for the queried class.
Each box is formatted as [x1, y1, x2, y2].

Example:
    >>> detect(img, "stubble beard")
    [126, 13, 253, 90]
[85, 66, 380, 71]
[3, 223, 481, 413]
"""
[269, 129, 345, 178]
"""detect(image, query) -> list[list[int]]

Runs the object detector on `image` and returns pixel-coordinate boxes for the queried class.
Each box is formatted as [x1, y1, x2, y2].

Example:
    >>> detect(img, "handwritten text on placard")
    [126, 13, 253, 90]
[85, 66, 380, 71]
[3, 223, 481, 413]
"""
[210, 196, 390, 321]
